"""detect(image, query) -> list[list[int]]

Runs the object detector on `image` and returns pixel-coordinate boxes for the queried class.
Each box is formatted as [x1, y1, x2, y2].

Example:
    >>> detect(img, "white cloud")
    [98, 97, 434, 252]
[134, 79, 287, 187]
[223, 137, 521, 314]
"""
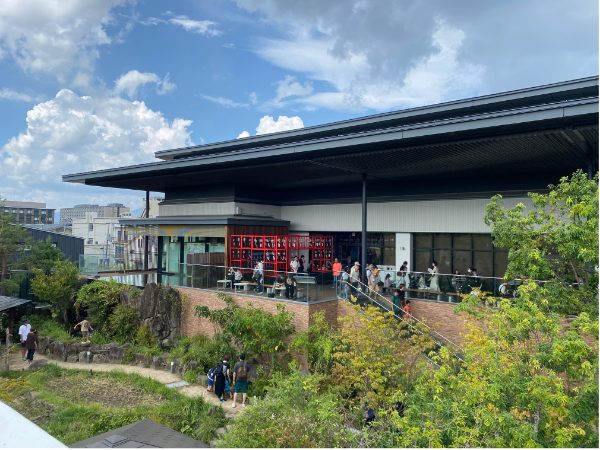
[114, 70, 177, 98]
[249, 92, 258, 105]
[0, 0, 128, 83]
[201, 95, 248, 109]
[142, 13, 220, 37]
[0, 89, 194, 208]
[253, 20, 483, 111]
[235, 115, 304, 139]
[168, 15, 221, 36]
[0, 88, 38, 102]
[256, 115, 304, 135]
[276, 75, 313, 100]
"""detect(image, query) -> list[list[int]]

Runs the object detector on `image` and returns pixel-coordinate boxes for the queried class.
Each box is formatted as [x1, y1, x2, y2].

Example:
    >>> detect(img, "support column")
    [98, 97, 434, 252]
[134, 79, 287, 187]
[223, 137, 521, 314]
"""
[143, 190, 150, 271]
[585, 155, 596, 180]
[361, 173, 367, 282]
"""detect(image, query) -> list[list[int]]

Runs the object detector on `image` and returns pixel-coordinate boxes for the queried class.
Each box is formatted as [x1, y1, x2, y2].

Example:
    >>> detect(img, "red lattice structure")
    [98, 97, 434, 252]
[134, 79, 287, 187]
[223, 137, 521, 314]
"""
[229, 234, 333, 274]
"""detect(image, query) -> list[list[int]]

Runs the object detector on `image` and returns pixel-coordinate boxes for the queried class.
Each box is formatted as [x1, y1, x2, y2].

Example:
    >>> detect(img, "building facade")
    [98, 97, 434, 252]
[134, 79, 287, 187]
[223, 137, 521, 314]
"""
[60, 203, 130, 225]
[1, 200, 55, 225]
[64, 77, 599, 290]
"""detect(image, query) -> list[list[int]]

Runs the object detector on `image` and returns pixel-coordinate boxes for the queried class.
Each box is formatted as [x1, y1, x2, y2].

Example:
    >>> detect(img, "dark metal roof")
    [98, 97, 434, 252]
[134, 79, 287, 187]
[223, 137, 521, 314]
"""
[120, 215, 290, 226]
[70, 418, 209, 448]
[154, 76, 599, 160]
[0, 296, 31, 312]
[63, 96, 598, 191]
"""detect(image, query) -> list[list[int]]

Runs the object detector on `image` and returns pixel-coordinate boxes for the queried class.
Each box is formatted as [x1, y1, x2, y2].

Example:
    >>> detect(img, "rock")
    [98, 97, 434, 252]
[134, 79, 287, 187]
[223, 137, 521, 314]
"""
[215, 427, 226, 436]
[197, 374, 208, 387]
[185, 360, 199, 371]
[48, 341, 66, 361]
[66, 355, 79, 363]
[151, 355, 166, 370]
[37, 336, 50, 354]
[92, 354, 109, 364]
[27, 359, 47, 370]
[79, 351, 93, 363]
[121, 283, 182, 346]
[134, 353, 151, 367]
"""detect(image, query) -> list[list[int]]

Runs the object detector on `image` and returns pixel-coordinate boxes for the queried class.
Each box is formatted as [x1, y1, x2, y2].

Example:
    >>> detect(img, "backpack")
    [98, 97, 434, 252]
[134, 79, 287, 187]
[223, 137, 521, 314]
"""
[214, 363, 225, 380]
[237, 361, 248, 381]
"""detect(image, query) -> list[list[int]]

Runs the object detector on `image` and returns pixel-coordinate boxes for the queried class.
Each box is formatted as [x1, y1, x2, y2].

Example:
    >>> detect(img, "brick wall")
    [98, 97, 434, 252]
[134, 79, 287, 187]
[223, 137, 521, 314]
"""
[409, 299, 474, 345]
[178, 287, 312, 338]
[178, 287, 473, 347]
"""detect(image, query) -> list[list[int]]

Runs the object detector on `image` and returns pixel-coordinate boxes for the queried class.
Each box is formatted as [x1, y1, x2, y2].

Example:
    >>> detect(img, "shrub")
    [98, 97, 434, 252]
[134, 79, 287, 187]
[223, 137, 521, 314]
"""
[104, 304, 138, 343]
[29, 316, 75, 342]
[170, 334, 235, 372]
[218, 369, 357, 448]
[75, 280, 137, 331]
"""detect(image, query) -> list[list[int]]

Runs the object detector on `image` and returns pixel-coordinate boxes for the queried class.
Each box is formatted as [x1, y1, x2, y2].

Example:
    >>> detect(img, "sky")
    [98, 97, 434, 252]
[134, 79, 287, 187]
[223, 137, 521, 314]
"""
[0, 0, 598, 213]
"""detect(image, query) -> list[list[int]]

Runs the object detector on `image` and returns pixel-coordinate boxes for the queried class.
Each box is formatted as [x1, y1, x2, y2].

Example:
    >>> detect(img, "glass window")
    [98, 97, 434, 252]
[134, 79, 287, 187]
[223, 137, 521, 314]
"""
[433, 249, 452, 274]
[474, 251, 493, 278]
[494, 251, 509, 278]
[473, 234, 493, 251]
[414, 234, 432, 249]
[414, 250, 431, 274]
[452, 250, 471, 274]
[452, 234, 471, 250]
[433, 233, 451, 249]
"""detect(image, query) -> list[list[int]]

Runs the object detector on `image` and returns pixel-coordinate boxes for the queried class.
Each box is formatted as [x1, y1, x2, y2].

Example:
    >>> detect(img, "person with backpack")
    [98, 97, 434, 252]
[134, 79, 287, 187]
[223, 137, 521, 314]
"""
[231, 354, 249, 408]
[213, 360, 226, 401]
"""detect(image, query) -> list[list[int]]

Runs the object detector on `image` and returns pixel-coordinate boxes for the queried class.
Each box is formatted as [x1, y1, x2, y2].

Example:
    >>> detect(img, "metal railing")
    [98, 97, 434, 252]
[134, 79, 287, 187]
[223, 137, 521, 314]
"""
[336, 279, 463, 358]
[79, 252, 159, 275]
[160, 263, 339, 303]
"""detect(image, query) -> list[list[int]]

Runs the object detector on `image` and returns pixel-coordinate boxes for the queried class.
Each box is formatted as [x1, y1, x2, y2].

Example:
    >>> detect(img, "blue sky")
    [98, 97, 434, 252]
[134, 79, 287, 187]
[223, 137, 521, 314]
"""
[0, 0, 597, 211]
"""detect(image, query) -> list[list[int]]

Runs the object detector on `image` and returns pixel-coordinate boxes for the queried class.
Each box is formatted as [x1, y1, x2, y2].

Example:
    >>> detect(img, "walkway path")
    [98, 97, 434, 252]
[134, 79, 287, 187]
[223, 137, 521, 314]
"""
[6, 352, 241, 418]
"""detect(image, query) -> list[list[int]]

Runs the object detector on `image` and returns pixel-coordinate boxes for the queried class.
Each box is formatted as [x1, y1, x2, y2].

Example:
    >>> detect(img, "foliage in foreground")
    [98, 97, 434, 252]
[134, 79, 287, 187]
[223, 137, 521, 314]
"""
[0, 364, 226, 445]
[219, 369, 358, 448]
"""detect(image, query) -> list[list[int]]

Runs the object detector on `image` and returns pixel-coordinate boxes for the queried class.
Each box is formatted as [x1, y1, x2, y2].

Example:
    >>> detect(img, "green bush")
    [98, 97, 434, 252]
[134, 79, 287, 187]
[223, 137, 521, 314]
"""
[75, 280, 137, 331]
[104, 304, 138, 343]
[29, 316, 75, 343]
[170, 334, 235, 373]
[218, 369, 357, 448]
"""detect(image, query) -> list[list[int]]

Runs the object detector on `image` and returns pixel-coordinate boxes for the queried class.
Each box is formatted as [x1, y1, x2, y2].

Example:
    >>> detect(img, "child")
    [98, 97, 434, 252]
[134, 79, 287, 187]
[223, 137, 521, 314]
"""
[207, 367, 216, 392]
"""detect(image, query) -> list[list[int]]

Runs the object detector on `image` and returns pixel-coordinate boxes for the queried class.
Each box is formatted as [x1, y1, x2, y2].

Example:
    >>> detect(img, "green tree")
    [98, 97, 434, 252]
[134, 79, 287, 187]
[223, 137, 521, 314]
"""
[485, 170, 598, 315]
[22, 239, 65, 273]
[0, 210, 30, 281]
[31, 260, 82, 324]
[391, 291, 598, 448]
[195, 293, 295, 370]
[293, 311, 339, 374]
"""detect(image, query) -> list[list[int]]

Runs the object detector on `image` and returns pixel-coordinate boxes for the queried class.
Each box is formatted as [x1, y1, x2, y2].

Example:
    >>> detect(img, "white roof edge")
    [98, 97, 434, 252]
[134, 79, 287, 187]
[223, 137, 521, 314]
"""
[0, 400, 67, 448]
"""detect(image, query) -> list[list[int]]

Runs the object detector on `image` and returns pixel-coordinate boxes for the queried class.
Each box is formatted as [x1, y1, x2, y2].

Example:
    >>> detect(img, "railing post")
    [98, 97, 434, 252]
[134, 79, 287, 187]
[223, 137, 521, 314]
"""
[143, 190, 149, 271]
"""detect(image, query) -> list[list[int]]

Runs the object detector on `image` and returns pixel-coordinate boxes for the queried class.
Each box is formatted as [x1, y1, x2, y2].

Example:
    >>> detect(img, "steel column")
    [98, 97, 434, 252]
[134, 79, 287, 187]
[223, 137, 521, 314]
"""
[361, 173, 367, 282]
[143, 190, 150, 271]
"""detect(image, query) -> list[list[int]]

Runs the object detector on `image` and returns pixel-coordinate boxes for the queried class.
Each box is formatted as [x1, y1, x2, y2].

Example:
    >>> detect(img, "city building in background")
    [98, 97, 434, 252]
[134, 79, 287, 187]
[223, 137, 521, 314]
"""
[59, 203, 130, 225]
[1, 200, 55, 225]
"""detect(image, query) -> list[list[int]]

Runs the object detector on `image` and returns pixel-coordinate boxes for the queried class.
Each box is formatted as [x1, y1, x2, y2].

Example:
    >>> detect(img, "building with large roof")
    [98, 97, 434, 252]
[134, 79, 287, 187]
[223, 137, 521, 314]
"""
[64, 76, 598, 290]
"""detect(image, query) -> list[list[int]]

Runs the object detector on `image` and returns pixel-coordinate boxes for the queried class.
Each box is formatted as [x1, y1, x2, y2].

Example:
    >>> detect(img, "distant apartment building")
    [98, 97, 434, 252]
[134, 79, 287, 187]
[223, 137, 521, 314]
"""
[1, 200, 55, 224]
[72, 213, 124, 267]
[60, 203, 130, 225]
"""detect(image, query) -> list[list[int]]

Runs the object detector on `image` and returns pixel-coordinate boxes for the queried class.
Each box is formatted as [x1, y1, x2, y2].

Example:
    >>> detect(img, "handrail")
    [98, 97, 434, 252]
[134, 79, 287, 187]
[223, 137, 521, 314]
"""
[338, 279, 464, 359]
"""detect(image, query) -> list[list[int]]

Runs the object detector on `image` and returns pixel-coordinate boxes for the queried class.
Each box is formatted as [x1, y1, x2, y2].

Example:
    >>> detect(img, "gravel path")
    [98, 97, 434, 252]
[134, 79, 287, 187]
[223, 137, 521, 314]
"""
[5, 352, 241, 417]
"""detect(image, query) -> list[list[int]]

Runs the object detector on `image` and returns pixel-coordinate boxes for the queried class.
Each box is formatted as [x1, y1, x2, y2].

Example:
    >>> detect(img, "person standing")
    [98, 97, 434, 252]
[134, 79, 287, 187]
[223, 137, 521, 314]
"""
[332, 258, 342, 289]
[214, 359, 226, 402]
[298, 255, 305, 273]
[350, 261, 361, 294]
[340, 266, 350, 299]
[231, 354, 249, 408]
[18, 319, 31, 361]
[428, 260, 439, 291]
[25, 328, 38, 363]
[74, 318, 93, 340]
[290, 256, 299, 273]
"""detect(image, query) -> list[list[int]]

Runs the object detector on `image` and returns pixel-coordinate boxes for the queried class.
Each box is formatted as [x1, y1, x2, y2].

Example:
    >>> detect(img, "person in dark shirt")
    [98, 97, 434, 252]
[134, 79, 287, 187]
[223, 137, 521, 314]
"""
[25, 329, 39, 363]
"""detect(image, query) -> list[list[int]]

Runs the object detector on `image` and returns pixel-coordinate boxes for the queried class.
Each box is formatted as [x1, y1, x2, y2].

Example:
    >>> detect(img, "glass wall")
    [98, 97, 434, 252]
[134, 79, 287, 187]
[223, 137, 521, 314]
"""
[328, 232, 396, 267]
[412, 233, 508, 291]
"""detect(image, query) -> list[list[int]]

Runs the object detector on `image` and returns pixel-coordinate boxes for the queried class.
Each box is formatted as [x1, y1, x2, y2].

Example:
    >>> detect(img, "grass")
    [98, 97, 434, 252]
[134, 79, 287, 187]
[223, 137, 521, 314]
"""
[0, 363, 227, 445]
